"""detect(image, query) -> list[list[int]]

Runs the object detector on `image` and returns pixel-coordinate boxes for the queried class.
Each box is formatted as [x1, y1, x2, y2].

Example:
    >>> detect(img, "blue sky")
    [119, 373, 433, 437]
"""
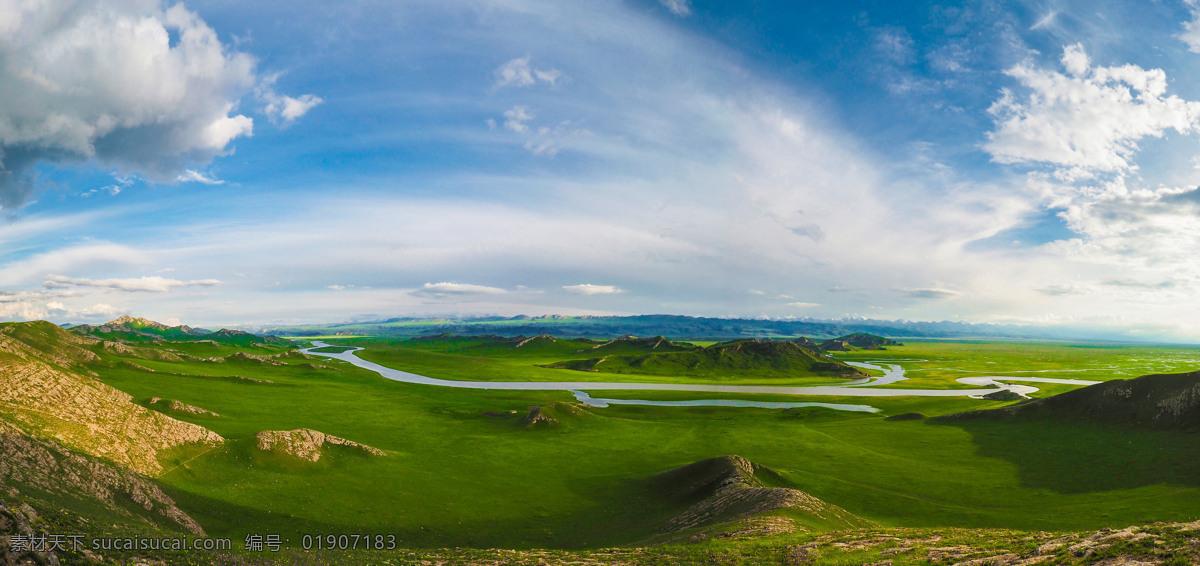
[5, 0, 1200, 340]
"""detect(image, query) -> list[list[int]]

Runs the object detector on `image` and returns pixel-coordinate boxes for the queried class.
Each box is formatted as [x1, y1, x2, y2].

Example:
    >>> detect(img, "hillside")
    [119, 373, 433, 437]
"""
[71, 315, 288, 346]
[820, 333, 903, 351]
[939, 370, 1200, 430]
[0, 321, 224, 475]
[543, 338, 866, 378]
[650, 455, 870, 538]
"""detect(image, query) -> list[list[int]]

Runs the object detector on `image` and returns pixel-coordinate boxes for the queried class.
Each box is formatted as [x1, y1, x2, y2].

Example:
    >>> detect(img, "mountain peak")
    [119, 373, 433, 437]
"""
[108, 315, 168, 330]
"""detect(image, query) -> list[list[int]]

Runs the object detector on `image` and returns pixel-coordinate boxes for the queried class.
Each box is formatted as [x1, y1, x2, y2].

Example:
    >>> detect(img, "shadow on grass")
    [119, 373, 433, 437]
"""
[929, 417, 1200, 493]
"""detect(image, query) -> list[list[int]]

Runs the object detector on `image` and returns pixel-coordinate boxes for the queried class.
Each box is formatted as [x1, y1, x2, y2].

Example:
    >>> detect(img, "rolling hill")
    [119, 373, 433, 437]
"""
[71, 315, 288, 346]
[939, 369, 1200, 430]
[542, 338, 866, 378]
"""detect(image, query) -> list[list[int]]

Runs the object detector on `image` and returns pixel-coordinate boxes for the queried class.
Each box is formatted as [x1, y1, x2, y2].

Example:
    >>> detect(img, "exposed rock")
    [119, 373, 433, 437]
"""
[255, 429, 385, 462]
[592, 335, 676, 350]
[522, 406, 559, 427]
[148, 398, 220, 418]
[0, 324, 223, 476]
[516, 334, 558, 348]
[653, 455, 869, 534]
[224, 352, 286, 366]
[714, 516, 799, 539]
[100, 341, 184, 362]
[0, 499, 60, 566]
[0, 421, 204, 535]
[791, 337, 824, 353]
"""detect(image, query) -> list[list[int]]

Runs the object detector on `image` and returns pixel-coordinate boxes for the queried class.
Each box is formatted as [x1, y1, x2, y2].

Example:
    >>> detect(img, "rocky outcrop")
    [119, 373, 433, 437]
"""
[652, 456, 868, 534]
[224, 352, 286, 365]
[590, 335, 683, 352]
[0, 327, 223, 476]
[0, 421, 204, 535]
[149, 398, 220, 417]
[100, 341, 183, 362]
[0, 499, 60, 566]
[522, 406, 558, 427]
[255, 429, 385, 462]
[516, 334, 559, 348]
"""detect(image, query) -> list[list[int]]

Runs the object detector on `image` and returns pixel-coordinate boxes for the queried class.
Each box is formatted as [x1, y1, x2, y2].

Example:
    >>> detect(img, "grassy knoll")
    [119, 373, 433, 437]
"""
[74, 337, 1200, 551]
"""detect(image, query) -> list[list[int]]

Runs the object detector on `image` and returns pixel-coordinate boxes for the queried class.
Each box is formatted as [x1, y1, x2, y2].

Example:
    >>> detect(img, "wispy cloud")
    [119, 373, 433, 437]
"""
[900, 288, 961, 300]
[502, 105, 533, 133]
[494, 56, 563, 88]
[178, 170, 225, 185]
[563, 284, 622, 295]
[659, 0, 691, 17]
[43, 275, 221, 293]
[415, 282, 508, 297]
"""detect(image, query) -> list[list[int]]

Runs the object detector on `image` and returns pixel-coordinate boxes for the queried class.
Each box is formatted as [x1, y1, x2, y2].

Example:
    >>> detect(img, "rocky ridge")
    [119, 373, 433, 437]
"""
[653, 456, 869, 534]
[0, 421, 204, 536]
[255, 429, 386, 462]
[0, 323, 223, 476]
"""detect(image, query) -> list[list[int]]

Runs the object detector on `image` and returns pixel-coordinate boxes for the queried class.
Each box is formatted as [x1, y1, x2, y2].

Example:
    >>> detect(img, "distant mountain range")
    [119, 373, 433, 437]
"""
[71, 315, 289, 346]
[260, 314, 1172, 342]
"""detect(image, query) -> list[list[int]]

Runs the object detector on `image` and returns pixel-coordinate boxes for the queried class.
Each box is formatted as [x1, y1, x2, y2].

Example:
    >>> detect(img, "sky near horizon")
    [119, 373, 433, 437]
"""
[4, 0, 1200, 339]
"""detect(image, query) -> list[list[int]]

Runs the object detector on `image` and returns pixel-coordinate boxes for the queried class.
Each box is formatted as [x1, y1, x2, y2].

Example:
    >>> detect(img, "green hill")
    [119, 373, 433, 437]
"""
[820, 333, 903, 351]
[70, 315, 288, 346]
[939, 370, 1200, 430]
[584, 335, 699, 355]
[648, 455, 871, 539]
[544, 338, 865, 378]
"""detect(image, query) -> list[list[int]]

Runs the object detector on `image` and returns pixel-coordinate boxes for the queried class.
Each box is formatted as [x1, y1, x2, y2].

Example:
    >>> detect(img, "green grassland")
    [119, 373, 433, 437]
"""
[70, 335, 1200, 553]
[834, 340, 1200, 389]
[334, 336, 863, 386]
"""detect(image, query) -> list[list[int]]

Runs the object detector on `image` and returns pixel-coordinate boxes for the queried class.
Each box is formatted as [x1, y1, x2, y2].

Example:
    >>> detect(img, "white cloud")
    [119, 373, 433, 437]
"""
[258, 74, 323, 125]
[494, 57, 563, 88]
[1030, 11, 1058, 31]
[985, 44, 1200, 172]
[43, 274, 221, 293]
[873, 27, 915, 65]
[416, 282, 508, 297]
[786, 302, 819, 308]
[659, 0, 691, 17]
[177, 169, 225, 185]
[502, 106, 533, 133]
[0, 1, 316, 210]
[563, 284, 623, 295]
[1180, 3, 1200, 53]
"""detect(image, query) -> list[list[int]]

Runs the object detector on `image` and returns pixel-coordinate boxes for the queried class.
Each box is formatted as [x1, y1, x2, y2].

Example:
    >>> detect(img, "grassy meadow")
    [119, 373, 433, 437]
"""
[73, 335, 1200, 551]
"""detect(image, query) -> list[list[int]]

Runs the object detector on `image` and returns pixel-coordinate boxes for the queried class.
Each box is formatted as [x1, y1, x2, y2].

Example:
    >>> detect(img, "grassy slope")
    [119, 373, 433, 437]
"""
[75, 337, 1200, 551]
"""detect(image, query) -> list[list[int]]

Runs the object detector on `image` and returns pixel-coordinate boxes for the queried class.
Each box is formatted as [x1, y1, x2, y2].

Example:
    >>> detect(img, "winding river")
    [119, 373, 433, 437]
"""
[301, 342, 1101, 412]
